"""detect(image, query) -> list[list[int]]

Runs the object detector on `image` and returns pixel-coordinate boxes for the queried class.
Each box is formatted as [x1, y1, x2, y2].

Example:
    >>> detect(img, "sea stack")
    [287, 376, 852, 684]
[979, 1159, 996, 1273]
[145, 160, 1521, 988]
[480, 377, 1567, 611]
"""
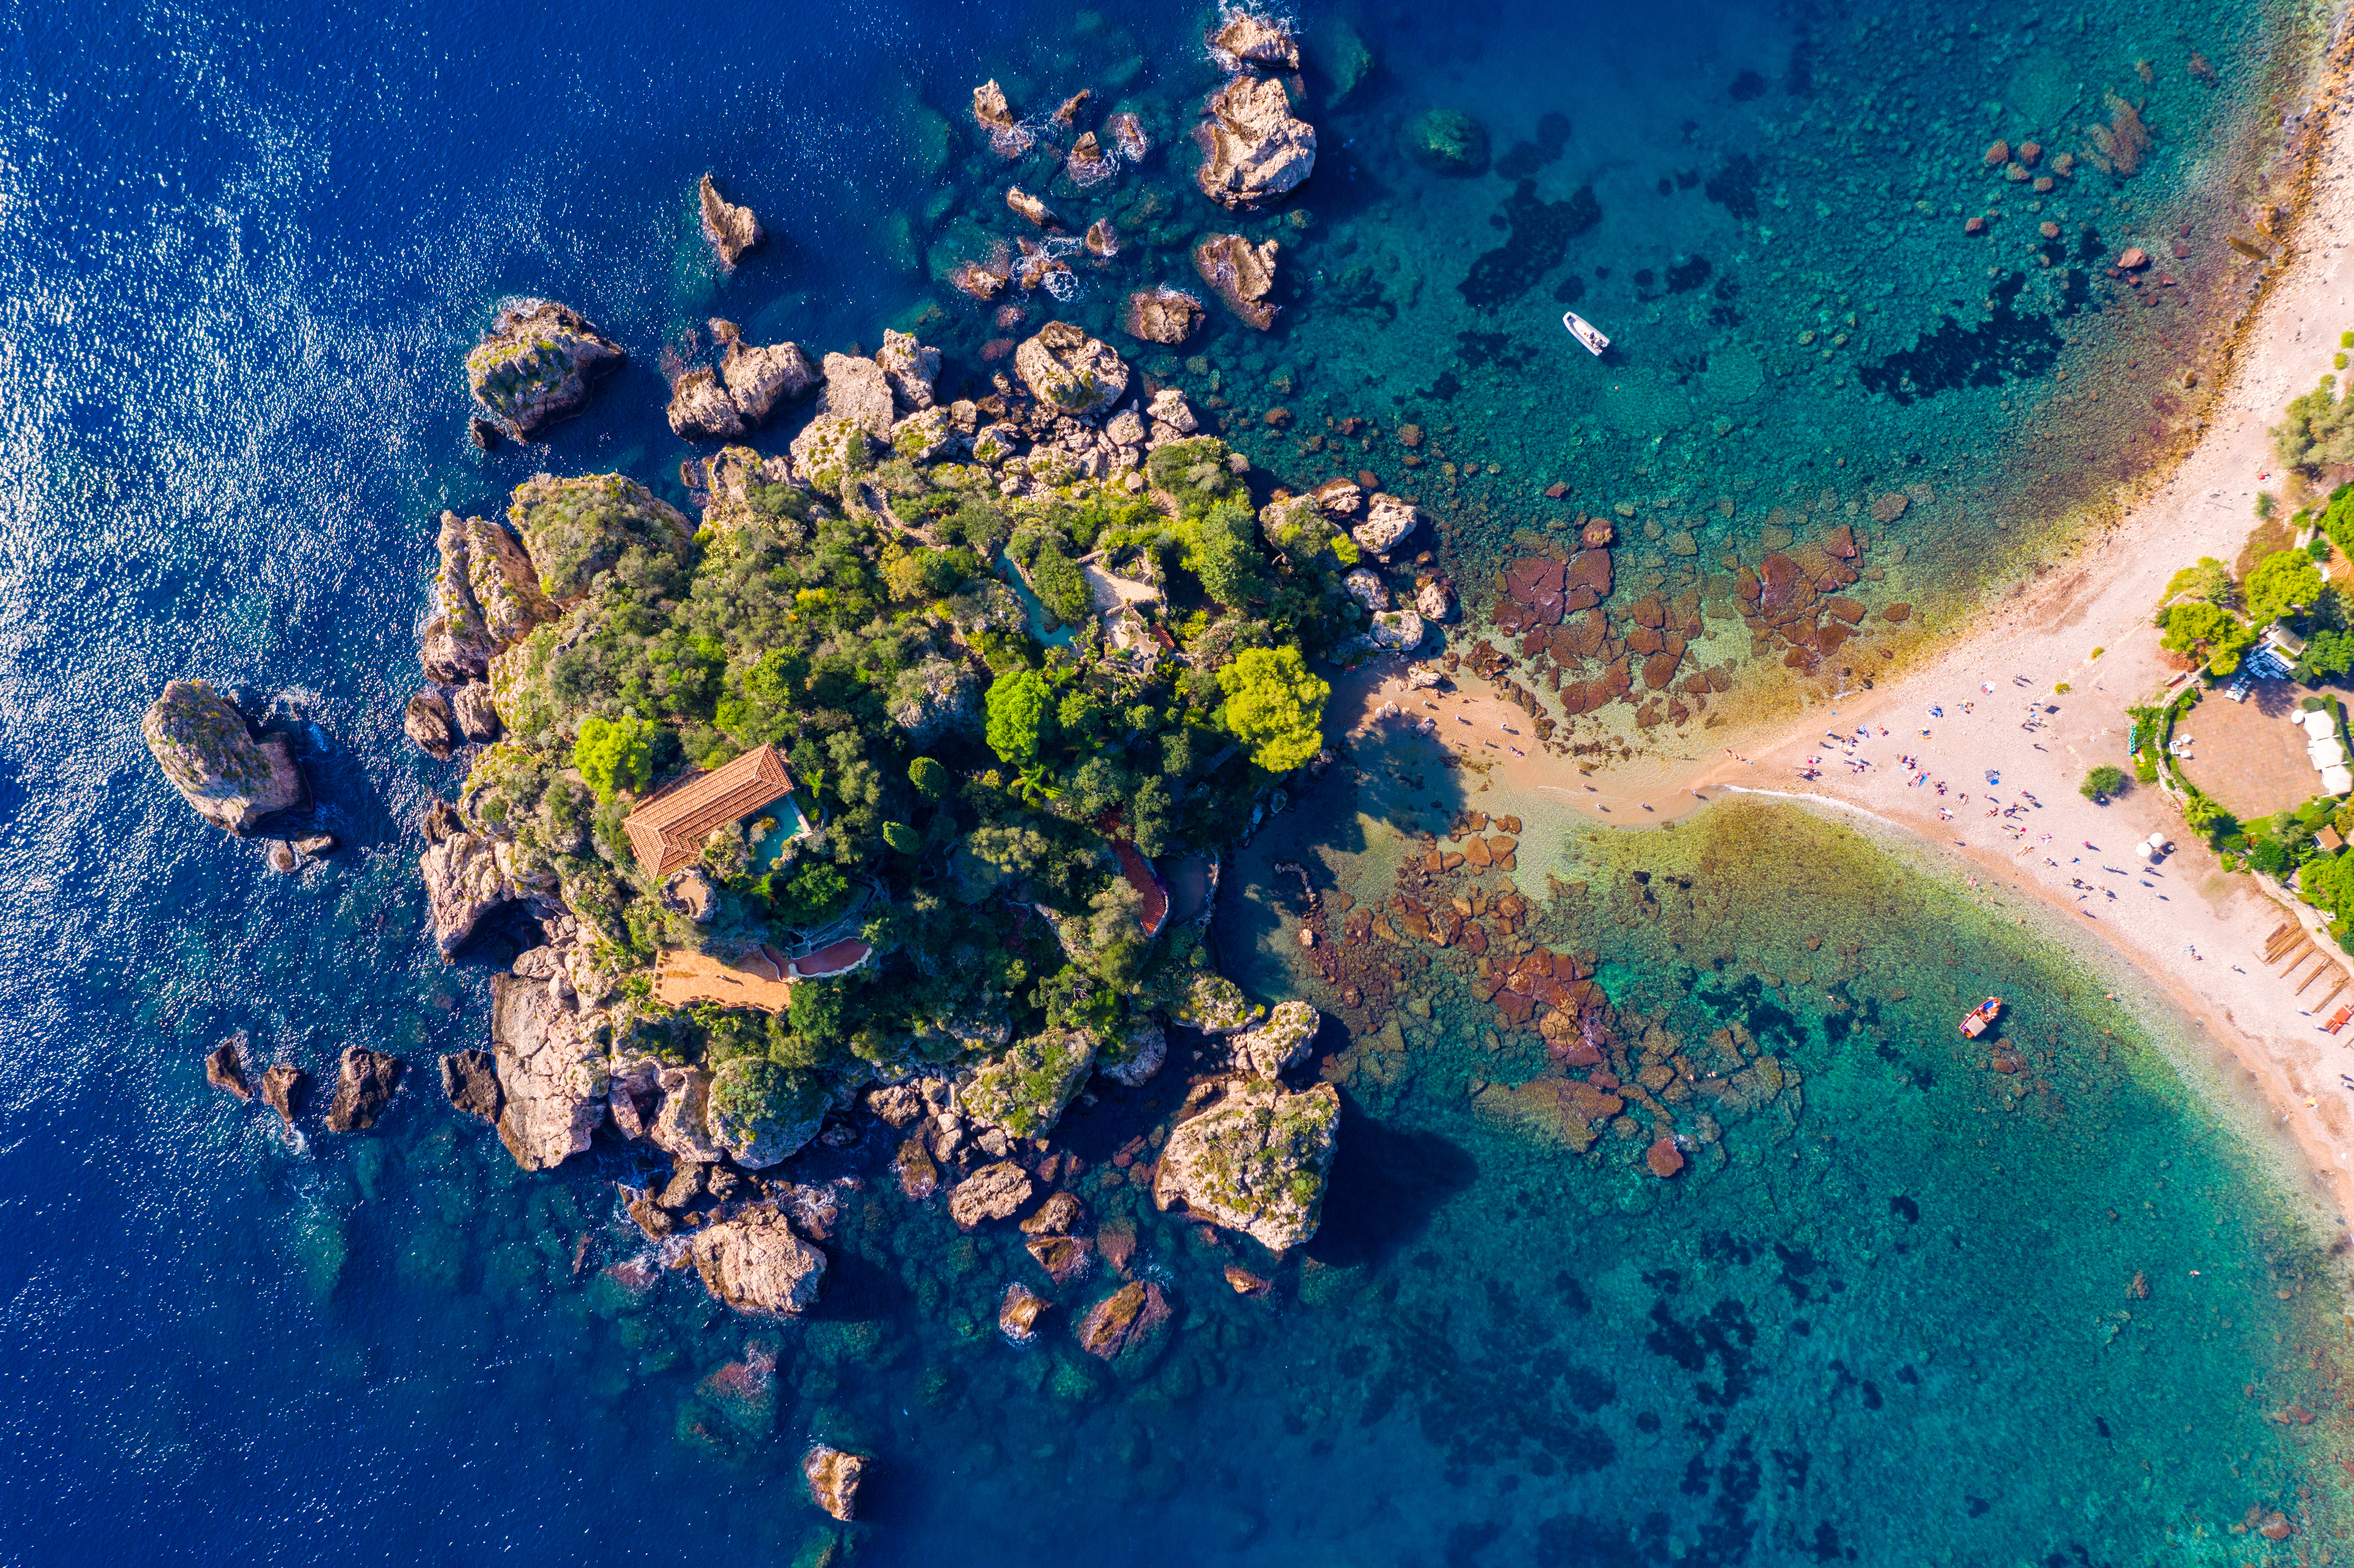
[697, 174, 763, 270]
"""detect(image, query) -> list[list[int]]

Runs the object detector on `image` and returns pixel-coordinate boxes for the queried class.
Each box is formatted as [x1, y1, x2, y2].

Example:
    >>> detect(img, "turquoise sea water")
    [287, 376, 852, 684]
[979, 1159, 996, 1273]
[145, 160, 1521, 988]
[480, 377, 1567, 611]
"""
[2, 0, 2350, 1562]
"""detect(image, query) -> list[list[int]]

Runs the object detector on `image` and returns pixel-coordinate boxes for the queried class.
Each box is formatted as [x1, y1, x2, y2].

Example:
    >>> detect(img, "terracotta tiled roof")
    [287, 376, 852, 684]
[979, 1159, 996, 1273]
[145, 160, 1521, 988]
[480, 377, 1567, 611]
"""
[1114, 839, 1170, 937]
[623, 744, 794, 878]
[790, 938, 873, 980]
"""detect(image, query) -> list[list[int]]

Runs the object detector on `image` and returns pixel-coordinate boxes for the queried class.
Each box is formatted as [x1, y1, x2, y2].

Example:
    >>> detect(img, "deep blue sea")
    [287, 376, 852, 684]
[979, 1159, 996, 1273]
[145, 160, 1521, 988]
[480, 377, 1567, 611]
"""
[3, 0, 2350, 1563]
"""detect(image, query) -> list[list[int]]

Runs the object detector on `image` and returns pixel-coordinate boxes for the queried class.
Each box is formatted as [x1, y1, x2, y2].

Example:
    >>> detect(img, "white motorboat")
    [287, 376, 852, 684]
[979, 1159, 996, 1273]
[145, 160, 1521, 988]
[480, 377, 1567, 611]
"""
[1562, 311, 1610, 355]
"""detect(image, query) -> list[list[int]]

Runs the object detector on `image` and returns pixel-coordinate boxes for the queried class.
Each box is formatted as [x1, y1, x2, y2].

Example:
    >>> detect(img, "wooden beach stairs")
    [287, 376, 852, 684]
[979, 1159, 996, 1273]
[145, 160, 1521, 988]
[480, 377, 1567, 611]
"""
[2263, 920, 2351, 1016]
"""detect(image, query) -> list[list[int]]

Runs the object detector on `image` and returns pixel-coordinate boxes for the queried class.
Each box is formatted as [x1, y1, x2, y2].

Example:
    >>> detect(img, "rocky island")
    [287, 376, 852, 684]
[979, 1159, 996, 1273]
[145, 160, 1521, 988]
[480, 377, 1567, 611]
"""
[409, 310, 1395, 1336]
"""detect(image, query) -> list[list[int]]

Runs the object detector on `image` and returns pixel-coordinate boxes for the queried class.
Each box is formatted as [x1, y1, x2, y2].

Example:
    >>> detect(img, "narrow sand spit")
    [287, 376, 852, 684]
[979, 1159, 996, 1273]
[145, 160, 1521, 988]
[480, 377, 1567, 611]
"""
[1327, 60, 2354, 1227]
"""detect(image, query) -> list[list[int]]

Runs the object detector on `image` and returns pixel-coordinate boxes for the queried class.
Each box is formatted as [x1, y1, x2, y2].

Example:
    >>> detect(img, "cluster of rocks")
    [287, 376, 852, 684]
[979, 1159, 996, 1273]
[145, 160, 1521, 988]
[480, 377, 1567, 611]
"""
[666, 320, 820, 442]
[206, 1033, 405, 1134]
[945, 13, 1311, 345]
[725, 318, 1212, 498]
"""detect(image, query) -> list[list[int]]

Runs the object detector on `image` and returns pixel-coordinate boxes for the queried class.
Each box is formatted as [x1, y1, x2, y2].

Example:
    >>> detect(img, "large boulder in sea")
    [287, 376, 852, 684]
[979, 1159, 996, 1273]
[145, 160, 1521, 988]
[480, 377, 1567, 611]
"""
[1122, 287, 1205, 346]
[697, 173, 764, 270]
[720, 339, 819, 424]
[1193, 234, 1280, 329]
[1014, 322, 1129, 419]
[961, 1029, 1096, 1138]
[666, 369, 745, 441]
[487, 971, 609, 1171]
[704, 1058, 828, 1168]
[324, 1046, 403, 1132]
[142, 680, 305, 835]
[1193, 75, 1315, 210]
[1153, 1079, 1340, 1250]
[1351, 492, 1421, 555]
[687, 1206, 828, 1317]
[1208, 10, 1299, 71]
[1076, 1279, 1173, 1379]
[464, 298, 626, 441]
[815, 353, 899, 439]
[803, 1445, 866, 1522]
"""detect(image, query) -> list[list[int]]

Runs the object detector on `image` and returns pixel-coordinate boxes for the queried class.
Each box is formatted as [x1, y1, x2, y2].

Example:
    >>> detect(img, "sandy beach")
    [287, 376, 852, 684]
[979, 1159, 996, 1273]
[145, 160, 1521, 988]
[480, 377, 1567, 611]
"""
[1331, 48, 2354, 1229]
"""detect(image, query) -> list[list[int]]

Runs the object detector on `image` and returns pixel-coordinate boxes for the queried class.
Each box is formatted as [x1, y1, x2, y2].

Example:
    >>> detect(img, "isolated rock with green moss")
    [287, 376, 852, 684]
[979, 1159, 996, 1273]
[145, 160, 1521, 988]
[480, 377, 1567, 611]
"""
[1154, 1079, 1340, 1249]
[465, 298, 626, 440]
[143, 679, 305, 834]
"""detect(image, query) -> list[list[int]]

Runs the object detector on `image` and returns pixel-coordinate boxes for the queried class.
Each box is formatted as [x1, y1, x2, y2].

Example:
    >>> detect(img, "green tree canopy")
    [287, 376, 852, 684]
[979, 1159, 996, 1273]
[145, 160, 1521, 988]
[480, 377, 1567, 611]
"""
[2303, 849, 2354, 915]
[2161, 557, 2236, 609]
[2156, 602, 2258, 673]
[2246, 548, 2323, 623]
[907, 756, 949, 800]
[984, 669, 1054, 764]
[1214, 645, 1329, 772]
[572, 713, 657, 801]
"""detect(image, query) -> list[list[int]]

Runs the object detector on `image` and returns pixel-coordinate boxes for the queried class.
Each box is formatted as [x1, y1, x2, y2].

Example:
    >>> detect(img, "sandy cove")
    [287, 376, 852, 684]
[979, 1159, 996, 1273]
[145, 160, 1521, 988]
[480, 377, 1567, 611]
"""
[1324, 58, 2354, 1228]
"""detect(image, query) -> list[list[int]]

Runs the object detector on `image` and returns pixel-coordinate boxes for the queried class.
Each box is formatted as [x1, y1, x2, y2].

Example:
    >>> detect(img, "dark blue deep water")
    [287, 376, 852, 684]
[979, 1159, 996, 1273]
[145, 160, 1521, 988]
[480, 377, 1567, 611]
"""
[4, 0, 2351, 1563]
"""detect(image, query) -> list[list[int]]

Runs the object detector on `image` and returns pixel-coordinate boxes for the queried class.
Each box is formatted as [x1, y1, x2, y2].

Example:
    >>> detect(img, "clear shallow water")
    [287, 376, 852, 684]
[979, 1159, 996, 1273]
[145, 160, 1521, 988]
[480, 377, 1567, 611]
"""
[0, 0, 2346, 1562]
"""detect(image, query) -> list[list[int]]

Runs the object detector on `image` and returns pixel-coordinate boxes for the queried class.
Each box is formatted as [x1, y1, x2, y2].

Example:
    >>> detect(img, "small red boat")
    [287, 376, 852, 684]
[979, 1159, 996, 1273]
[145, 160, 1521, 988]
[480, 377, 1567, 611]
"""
[2326, 1005, 2352, 1035]
[1960, 996, 2004, 1039]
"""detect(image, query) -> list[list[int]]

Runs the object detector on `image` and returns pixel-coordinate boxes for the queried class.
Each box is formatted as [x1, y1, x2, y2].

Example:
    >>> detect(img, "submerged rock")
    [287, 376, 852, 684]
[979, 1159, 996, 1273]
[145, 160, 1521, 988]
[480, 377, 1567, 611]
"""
[1154, 1079, 1340, 1250]
[1404, 108, 1490, 174]
[143, 680, 305, 835]
[803, 1445, 866, 1522]
[1123, 287, 1204, 345]
[324, 1046, 403, 1132]
[1076, 1279, 1173, 1378]
[1193, 233, 1280, 329]
[464, 298, 625, 441]
[439, 1048, 502, 1124]
[697, 173, 764, 270]
[1194, 75, 1315, 210]
[1013, 322, 1130, 418]
[688, 1207, 827, 1316]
